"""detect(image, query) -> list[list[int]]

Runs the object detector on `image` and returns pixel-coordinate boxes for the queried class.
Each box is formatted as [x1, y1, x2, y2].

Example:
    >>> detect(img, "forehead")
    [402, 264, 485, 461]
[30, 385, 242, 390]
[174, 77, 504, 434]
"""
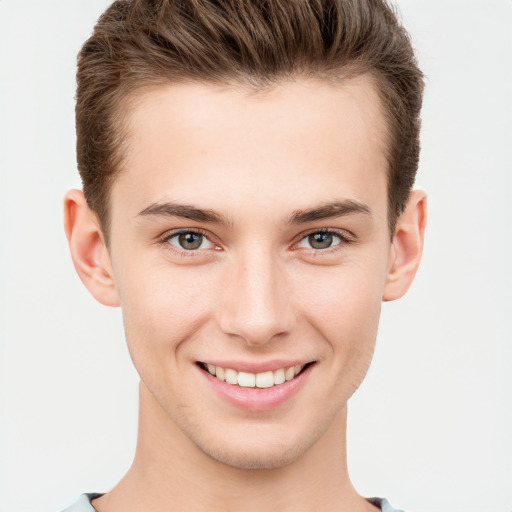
[112, 76, 389, 222]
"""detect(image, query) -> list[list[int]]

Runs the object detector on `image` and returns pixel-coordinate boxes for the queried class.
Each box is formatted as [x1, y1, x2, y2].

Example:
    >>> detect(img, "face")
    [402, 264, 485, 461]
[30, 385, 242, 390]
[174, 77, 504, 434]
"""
[107, 77, 394, 469]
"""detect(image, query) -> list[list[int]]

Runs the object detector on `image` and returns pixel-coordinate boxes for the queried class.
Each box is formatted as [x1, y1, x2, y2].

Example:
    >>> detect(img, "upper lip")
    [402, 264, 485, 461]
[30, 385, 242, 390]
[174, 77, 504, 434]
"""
[197, 359, 315, 373]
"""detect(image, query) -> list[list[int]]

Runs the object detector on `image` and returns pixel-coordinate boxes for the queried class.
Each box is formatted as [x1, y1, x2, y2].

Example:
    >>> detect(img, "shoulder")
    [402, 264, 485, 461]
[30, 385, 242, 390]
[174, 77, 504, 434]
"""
[61, 494, 404, 512]
[368, 497, 406, 512]
[60, 493, 102, 512]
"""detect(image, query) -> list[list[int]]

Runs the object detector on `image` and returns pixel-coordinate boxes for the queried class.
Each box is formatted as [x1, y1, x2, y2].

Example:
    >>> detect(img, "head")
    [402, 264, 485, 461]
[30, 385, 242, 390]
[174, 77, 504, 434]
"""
[75, 0, 423, 244]
[65, 0, 426, 471]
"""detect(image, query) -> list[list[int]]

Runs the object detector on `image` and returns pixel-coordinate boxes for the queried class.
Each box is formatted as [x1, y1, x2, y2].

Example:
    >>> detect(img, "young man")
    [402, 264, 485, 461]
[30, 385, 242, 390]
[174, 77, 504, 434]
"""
[62, 1, 426, 511]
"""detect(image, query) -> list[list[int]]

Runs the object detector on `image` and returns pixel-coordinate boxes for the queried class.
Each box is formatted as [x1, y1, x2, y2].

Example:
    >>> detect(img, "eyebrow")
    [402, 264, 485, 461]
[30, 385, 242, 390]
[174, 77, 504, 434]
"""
[288, 200, 371, 224]
[137, 202, 232, 226]
[137, 199, 371, 226]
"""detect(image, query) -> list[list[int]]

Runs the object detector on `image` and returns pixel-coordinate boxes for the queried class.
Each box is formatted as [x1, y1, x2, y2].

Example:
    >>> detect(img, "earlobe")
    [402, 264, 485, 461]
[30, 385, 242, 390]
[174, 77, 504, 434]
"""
[383, 189, 427, 302]
[63, 189, 120, 307]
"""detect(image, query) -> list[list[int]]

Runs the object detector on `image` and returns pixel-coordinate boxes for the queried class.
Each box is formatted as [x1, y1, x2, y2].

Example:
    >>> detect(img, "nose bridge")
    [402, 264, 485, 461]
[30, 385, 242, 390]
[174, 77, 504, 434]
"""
[219, 246, 292, 345]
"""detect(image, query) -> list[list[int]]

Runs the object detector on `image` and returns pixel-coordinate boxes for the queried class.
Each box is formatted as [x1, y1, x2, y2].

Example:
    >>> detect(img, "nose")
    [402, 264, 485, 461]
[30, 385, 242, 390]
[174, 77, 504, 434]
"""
[218, 248, 294, 346]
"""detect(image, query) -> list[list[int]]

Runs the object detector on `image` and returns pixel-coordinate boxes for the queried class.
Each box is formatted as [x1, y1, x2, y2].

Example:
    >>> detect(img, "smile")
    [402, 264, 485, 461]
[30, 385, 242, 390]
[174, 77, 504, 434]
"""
[199, 362, 310, 389]
[197, 360, 316, 411]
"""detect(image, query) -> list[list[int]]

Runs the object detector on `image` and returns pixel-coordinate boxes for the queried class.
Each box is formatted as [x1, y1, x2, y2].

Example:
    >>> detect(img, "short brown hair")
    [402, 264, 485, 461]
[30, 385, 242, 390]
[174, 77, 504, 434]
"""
[76, 0, 424, 242]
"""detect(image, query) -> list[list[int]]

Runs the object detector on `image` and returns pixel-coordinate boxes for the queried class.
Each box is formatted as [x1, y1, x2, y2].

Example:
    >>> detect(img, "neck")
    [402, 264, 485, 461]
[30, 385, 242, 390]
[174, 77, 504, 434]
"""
[93, 382, 374, 512]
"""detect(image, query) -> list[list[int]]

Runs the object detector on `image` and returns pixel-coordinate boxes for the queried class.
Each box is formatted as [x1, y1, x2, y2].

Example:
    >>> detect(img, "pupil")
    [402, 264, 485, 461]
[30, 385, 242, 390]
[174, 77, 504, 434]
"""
[309, 232, 332, 249]
[179, 232, 202, 250]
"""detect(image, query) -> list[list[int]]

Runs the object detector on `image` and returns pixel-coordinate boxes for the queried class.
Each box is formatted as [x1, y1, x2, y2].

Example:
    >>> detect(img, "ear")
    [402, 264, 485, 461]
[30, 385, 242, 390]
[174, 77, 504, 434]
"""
[63, 189, 120, 307]
[383, 189, 427, 301]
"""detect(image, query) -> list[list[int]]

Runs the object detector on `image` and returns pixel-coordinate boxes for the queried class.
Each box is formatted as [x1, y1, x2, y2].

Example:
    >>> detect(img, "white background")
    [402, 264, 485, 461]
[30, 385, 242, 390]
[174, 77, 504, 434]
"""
[0, 1, 511, 511]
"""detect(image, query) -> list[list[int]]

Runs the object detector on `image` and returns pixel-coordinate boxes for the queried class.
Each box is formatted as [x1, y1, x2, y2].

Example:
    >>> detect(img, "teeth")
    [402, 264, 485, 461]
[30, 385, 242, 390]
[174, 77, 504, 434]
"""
[238, 371, 256, 387]
[274, 368, 285, 385]
[225, 368, 238, 385]
[256, 371, 274, 388]
[215, 366, 225, 381]
[203, 363, 307, 388]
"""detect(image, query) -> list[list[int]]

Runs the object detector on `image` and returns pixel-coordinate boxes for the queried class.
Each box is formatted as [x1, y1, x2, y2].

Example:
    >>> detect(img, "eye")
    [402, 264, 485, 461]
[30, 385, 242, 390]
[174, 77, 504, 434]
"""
[297, 230, 347, 250]
[166, 231, 215, 251]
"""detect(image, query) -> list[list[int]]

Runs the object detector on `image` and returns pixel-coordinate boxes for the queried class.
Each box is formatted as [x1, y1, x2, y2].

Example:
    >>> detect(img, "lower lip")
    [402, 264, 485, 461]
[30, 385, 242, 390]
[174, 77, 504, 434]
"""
[198, 364, 314, 412]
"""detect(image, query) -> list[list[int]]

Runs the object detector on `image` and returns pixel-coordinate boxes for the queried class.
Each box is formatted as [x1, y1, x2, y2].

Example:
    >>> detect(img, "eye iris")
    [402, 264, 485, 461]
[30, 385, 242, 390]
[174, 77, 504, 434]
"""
[178, 232, 203, 250]
[309, 232, 333, 249]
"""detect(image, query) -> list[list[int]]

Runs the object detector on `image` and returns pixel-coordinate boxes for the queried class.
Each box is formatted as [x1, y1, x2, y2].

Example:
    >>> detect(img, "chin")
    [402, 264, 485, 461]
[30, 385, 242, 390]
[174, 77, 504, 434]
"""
[199, 440, 306, 470]
[189, 420, 330, 471]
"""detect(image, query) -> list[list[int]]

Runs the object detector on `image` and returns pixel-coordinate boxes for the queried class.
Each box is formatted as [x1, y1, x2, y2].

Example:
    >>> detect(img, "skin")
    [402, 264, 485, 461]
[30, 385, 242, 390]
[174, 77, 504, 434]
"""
[64, 76, 426, 512]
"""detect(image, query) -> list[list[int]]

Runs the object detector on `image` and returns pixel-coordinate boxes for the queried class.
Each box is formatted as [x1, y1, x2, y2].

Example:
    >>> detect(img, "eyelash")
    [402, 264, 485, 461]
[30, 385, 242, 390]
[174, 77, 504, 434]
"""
[294, 228, 354, 253]
[159, 228, 218, 258]
[158, 228, 354, 258]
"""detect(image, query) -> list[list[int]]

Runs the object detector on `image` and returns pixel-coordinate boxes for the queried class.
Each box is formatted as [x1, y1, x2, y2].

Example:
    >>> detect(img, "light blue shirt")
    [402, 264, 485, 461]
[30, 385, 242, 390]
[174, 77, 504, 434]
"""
[61, 493, 405, 511]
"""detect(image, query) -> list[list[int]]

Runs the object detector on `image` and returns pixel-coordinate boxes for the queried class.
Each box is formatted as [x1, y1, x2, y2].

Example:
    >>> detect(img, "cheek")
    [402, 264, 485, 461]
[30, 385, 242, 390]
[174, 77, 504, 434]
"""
[293, 254, 386, 358]
[301, 268, 383, 403]
[115, 258, 217, 370]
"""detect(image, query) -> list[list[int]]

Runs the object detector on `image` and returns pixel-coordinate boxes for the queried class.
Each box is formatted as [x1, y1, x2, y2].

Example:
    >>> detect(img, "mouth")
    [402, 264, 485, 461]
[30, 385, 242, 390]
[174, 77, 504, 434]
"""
[197, 361, 315, 389]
